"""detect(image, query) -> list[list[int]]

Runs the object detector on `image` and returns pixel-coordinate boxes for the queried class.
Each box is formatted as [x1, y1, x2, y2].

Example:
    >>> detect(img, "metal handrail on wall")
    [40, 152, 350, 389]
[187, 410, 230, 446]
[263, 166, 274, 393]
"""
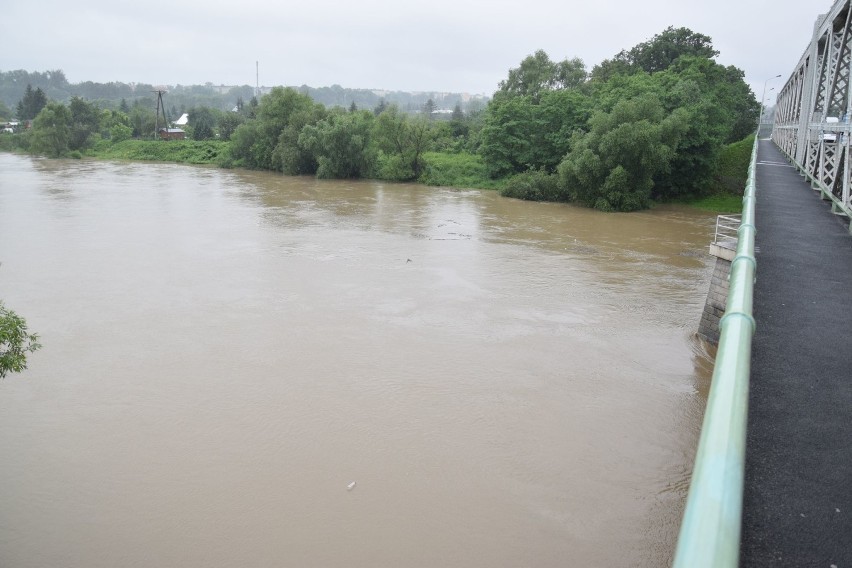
[672, 136, 759, 567]
[714, 214, 742, 248]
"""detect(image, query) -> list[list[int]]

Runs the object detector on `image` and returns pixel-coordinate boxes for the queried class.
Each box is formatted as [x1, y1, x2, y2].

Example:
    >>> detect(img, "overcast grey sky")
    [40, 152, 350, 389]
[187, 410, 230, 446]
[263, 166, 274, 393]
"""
[2, 0, 827, 101]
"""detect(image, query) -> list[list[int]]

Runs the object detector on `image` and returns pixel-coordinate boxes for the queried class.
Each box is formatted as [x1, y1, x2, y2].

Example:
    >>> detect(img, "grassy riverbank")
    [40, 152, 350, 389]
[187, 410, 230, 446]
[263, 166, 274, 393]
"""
[677, 193, 744, 213]
[90, 139, 228, 165]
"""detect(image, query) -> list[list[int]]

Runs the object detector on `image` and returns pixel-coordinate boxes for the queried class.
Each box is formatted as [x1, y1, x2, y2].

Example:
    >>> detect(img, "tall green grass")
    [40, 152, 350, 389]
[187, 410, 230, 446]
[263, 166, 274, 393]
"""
[680, 194, 744, 213]
[419, 152, 505, 190]
[91, 139, 228, 165]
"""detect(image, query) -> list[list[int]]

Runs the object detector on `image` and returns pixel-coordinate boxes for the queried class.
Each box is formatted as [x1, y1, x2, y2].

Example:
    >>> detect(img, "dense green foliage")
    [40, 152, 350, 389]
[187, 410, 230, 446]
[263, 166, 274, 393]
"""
[713, 134, 755, 194]
[480, 88, 592, 177]
[225, 87, 475, 182]
[0, 301, 41, 380]
[557, 96, 682, 211]
[68, 96, 101, 150]
[592, 27, 718, 79]
[373, 106, 434, 180]
[299, 109, 375, 178]
[475, 26, 759, 210]
[229, 87, 327, 171]
[500, 169, 562, 201]
[30, 102, 72, 157]
[498, 50, 587, 100]
[471, 29, 756, 210]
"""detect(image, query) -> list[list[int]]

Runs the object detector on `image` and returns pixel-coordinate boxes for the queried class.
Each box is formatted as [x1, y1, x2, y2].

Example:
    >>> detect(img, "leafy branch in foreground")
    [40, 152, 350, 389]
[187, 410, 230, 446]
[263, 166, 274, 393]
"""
[0, 301, 41, 379]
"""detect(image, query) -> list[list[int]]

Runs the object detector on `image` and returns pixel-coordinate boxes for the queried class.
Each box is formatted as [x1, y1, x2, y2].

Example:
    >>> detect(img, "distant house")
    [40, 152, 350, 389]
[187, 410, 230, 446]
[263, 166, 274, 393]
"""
[159, 128, 186, 140]
[174, 113, 189, 126]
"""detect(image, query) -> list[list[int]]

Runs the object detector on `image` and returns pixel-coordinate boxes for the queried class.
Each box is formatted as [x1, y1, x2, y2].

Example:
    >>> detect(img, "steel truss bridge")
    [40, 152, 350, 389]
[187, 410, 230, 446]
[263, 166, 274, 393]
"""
[774, 0, 852, 227]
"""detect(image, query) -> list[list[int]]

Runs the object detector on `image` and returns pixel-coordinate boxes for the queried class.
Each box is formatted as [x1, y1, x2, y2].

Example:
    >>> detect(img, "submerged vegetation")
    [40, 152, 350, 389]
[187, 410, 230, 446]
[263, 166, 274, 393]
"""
[0, 26, 758, 212]
[0, 301, 41, 380]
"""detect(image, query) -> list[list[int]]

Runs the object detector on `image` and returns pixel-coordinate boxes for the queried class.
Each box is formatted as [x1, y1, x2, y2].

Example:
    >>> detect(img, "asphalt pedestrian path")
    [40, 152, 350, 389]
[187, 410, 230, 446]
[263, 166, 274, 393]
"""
[740, 139, 852, 567]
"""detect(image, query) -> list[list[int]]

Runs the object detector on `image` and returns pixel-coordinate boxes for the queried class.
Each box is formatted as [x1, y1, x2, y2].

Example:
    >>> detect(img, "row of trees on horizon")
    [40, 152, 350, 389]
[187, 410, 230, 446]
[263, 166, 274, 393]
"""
[0, 69, 487, 121]
[1, 26, 760, 212]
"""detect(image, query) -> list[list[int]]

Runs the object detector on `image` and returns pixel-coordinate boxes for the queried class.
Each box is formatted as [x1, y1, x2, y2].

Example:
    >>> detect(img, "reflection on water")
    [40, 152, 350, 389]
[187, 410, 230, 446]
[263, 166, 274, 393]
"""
[0, 154, 714, 567]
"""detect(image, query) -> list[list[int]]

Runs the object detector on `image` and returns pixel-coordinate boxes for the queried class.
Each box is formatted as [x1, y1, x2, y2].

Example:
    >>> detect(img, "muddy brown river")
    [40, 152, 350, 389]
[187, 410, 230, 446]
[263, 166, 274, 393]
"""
[0, 153, 715, 567]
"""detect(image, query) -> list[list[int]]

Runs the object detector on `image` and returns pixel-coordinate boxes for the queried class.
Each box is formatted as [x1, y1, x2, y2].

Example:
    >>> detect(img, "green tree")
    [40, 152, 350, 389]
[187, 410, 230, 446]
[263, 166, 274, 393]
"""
[532, 89, 593, 169]
[626, 26, 718, 74]
[272, 103, 327, 175]
[481, 49, 593, 177]
[0, 301, 41, 379]
[68, 97, 101, 150]
[298, 109, 375, 179]
[373, 105, 434, 180]
[422, 98, 436, 119]
[15, 84, 48, 120]
[189, 106, 216, 140]
[218, 111, 245, 141]
[557, 96, 685, 211]
[480, 89, 591, 177]
[129, 105, 155, 138]
[449, 103, 468, 138]
[498, 50, 586, 100]
[0, 100, 11, 120]
[30, 102, 72, 157]
[229, 87, 321, 170]
[592, 26, 718, 79]
[480, 95, 536, 177]
[500, 168, 562, 201]
[373, 99, 388, 116]
[228, 120, 269, 168]
[649, 56, 759, 198]
[110, 123, 133, 142]
[100, 108, 131, 139]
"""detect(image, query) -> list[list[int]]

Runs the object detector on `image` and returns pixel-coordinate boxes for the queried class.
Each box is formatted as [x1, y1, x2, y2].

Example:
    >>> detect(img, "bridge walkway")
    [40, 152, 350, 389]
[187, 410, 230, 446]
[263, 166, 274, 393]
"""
[740, 139, 852, 566]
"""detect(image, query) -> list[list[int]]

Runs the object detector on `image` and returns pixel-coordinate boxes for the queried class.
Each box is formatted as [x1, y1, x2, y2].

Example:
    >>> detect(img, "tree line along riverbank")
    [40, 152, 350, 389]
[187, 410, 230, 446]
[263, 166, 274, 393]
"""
[0, 26, 756, 213]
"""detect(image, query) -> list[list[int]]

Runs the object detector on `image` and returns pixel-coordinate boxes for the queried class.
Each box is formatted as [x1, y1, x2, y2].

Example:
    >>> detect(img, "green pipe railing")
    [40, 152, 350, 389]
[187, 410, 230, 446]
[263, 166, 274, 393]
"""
[672, 135, 759, 567]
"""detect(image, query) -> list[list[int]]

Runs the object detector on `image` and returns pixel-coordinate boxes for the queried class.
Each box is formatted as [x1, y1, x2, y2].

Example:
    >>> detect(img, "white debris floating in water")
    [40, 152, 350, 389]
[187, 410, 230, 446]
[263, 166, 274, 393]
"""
[347, 481, 356, 491]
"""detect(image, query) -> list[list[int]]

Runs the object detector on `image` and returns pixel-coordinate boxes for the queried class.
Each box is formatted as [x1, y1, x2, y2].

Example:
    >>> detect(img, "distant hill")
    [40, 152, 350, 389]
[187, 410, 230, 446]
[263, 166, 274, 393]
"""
[0, 69, 489, 116]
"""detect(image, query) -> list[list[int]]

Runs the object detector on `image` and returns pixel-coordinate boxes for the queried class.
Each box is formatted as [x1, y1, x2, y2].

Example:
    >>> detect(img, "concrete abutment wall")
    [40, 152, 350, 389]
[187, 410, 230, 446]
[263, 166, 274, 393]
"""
[698, 254, 732, 344]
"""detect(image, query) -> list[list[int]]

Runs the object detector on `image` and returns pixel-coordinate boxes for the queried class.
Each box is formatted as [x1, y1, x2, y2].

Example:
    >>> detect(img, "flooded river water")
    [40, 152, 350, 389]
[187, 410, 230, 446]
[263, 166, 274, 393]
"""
[0, 153, 715, 567]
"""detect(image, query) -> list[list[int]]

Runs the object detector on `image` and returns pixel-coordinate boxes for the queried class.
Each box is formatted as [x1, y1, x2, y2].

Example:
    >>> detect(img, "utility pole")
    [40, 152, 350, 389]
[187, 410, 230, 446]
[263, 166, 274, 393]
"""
[256, 61, 259, 98]
[152, 88, 168, 140]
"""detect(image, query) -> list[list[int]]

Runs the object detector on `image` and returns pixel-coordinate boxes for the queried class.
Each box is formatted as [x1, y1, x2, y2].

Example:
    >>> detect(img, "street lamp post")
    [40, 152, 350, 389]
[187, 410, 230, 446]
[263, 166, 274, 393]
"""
[758, 74, 782, 127]
[762, 88, 776, 125]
